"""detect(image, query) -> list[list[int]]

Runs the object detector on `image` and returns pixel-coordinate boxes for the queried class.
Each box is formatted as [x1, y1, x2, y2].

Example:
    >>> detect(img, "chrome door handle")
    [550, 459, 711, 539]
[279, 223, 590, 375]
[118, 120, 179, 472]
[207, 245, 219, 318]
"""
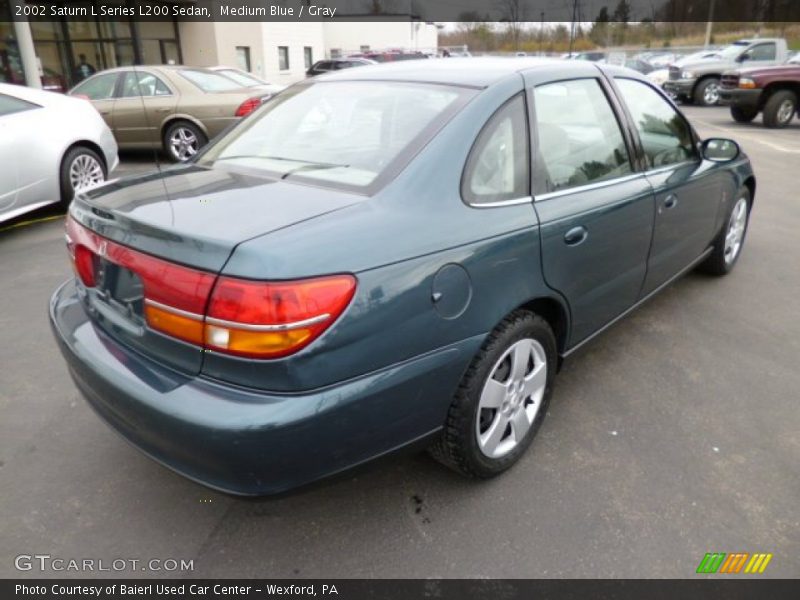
[663, 194, 678, 209]
[564, 226, 588, 246]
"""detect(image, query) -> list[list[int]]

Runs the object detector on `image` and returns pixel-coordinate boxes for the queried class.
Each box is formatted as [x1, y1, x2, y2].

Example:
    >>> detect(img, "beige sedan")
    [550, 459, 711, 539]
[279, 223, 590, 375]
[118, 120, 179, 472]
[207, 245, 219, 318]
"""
[69, 65, 269, 162]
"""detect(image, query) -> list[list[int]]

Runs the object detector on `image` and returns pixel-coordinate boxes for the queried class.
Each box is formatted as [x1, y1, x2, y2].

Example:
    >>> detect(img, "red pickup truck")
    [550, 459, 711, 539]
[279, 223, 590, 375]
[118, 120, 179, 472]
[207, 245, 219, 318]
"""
[719, 56, 800, 128]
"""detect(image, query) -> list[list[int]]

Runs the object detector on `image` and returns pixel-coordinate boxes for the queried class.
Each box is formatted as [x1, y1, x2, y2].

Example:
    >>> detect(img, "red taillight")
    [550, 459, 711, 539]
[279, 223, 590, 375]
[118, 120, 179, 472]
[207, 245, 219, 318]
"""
[205, 275, 357, 358]
[235, 97, 262, 117]
[65, 215, 356, 358]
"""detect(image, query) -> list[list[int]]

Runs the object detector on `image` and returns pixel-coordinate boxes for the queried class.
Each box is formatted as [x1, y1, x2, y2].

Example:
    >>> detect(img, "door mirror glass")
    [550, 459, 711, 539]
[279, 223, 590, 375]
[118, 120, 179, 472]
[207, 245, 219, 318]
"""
[702, 138, 740, 162]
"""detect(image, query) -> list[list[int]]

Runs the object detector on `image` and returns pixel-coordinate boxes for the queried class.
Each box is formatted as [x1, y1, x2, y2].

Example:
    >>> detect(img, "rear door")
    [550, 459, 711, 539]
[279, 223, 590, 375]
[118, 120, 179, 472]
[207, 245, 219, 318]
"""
[0, 93, 44, 213]
[69, 72, 119, 129]
[526, 66, 656, 346]
[112, 70, 177, 147]
[612, 77, 722, 295]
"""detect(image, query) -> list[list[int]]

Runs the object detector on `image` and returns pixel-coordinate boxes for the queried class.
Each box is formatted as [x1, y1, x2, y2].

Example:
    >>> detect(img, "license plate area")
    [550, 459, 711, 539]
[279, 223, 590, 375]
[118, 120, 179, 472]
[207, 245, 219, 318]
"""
[94, 257, 145, 323]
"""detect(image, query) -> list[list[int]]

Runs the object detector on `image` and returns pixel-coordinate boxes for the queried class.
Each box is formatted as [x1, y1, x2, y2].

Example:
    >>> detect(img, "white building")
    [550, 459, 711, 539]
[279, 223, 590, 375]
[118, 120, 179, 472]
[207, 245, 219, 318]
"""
[179, 20, 439, 85]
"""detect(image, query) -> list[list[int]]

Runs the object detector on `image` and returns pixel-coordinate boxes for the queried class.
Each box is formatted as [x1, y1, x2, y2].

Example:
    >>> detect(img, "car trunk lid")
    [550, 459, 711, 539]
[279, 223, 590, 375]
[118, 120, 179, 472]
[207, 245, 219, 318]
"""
[69, 164, 362, 375]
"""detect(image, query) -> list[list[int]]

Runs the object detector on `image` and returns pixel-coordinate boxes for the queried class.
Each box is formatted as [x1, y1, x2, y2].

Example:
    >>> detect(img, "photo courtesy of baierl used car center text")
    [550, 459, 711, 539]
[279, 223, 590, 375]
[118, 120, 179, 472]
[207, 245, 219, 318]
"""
[1, 0, 799, 598]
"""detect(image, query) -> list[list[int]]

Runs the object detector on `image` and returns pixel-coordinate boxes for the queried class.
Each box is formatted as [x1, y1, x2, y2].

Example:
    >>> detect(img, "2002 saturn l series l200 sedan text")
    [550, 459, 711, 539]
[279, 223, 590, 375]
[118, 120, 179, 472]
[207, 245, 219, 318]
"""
[50, 58, 755, 496]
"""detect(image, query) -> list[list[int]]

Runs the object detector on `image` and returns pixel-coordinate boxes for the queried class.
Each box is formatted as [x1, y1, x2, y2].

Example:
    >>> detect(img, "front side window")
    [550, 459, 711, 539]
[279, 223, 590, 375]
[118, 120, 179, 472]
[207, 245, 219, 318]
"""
[614, 78, 697, 169]
[199, 81, 472, 192]
[744, 43, 777, 61]
[71, 73, 118, 100]
[533, 78, 632, 193]
[278, 46, 290, 71]
[179, 69, 242, 92]
[119, 72, 171, 98]
[462, 94, 529, 205]
[0, 94, 39, 117]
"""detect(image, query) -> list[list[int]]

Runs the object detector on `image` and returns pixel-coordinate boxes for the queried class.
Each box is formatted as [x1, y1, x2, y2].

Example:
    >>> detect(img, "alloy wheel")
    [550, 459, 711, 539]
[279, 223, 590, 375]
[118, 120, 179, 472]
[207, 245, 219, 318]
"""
[170, 127, 199, 161]
[69, 154, 104, 193]
[724, 196, 748, 265]
[476, 338, 547, 459]
[704, 82, 720, 105]
[777, 99, 796, 125]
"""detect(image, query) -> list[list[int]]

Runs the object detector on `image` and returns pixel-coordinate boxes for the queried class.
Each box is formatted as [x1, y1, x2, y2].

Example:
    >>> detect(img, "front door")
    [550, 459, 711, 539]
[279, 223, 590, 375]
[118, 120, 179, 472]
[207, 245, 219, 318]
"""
[527, 69, 656, 346]
[612, 77, 723, 295]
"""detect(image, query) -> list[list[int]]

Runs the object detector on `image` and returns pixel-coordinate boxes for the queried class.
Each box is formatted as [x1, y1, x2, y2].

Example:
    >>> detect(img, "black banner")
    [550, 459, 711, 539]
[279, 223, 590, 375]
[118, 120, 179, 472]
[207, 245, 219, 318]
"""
[7, 0, 800, 23]
[4, 580, 800, 600]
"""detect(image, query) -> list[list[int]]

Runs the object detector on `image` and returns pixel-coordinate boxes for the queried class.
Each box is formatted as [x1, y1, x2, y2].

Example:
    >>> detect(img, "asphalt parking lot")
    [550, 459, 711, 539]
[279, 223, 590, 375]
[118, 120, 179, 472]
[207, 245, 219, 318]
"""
[1, 106, 799, 579]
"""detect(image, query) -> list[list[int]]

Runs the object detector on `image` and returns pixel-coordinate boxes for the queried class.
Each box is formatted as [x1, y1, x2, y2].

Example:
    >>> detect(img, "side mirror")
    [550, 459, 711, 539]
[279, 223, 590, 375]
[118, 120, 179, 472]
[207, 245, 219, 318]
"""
[702, 138, 740, 162]
[737, 53, 751, 62]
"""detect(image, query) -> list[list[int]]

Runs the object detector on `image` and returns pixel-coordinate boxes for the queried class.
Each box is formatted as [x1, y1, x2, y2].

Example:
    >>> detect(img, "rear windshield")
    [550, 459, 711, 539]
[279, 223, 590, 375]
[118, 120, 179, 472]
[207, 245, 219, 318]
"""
[218, 69, 265, 87]
[179, 69, 243, 92]
[198, 81, 474, 192]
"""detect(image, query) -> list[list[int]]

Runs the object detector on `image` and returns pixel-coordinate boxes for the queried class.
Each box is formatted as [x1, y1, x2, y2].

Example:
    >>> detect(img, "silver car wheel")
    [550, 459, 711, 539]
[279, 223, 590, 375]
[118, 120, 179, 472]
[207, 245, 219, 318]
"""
[777, 99, 796, 124]
[476, 338, 547, 459]
[69, 154, 105, 193]
[704, 82, 720, 105]
[724, 196, 748, 265]
[169, 127, 199, 161]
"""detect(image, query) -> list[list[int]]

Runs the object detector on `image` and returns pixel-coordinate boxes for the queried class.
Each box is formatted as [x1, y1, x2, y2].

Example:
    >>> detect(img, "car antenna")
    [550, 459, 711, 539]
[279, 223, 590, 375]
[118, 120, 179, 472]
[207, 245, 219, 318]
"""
[132, 64, 175, 226]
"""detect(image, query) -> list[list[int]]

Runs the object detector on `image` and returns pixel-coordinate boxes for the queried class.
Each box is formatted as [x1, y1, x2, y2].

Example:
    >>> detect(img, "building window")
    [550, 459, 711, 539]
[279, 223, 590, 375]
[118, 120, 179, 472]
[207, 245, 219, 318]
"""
[278, 46, 289, 71]
[304, 46, 313, 70]
[360, 45, 370, 52]
[330, 48, 341, 58]
[236, 46, 251, 72]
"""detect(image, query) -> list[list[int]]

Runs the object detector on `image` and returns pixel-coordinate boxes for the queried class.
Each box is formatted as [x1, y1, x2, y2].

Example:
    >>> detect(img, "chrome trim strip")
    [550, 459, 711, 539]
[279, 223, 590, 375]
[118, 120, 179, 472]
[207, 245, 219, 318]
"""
[144, 298, 204, 321]
[205, 313, 331, 332]
[144, 298, 331, 331]
[535, 174, 642, 202]
[469, 196, 533, 209]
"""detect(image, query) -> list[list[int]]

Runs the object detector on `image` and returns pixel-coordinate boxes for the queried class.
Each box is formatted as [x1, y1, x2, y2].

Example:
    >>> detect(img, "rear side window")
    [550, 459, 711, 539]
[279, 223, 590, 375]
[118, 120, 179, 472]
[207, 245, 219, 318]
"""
[533, 78, 632, 193]
[72, 73, 118, 100]
[614, 78, 697, 169]
[462, 94, 530, 206]
[0, 93, 39, 117]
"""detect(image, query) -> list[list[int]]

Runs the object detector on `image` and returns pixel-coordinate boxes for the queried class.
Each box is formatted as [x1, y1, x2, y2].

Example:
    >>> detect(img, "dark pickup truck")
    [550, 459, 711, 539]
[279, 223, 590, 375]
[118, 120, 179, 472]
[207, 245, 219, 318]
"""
[719, 57, 800, 128]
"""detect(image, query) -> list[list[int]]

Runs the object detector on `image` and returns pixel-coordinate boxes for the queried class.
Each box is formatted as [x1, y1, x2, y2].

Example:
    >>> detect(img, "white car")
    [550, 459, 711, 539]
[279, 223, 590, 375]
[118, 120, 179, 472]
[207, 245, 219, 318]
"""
[0, 83, 118, 223]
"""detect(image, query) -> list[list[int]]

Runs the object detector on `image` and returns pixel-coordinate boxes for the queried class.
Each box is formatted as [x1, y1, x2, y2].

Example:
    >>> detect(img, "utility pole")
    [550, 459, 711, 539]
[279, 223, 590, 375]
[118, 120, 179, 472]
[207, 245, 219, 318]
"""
[703, 0, 716, 48]
[568, 0, 579, 56]
[539, 11, 545, 55]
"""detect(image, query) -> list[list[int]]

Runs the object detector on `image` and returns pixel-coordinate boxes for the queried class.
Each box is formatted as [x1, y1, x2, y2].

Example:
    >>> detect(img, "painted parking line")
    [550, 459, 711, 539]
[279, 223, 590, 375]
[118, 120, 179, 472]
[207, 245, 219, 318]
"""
[690, 117, 800, 154]
[0, 213, 64, 234]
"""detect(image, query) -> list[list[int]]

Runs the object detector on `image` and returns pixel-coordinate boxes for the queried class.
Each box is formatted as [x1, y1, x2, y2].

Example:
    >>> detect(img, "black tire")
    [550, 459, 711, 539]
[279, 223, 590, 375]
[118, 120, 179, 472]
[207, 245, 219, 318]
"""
[429, 310, 557, 478]
[676, 94, 692, 105]
[693, 77, 721, 107]
[163, 121, 207, 163]
[730, 106, 758, 123]
[697, 187, 751, 276]
[762, 90, 797, 129]
[59, 146, 106, 208]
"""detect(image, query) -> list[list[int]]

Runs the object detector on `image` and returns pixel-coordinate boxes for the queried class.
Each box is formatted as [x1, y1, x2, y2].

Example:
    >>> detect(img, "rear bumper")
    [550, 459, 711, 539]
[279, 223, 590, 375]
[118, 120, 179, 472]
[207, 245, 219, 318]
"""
[718, 88, 761, 110]
[663, 79, 695, 97]
[50, 279, 479, 496]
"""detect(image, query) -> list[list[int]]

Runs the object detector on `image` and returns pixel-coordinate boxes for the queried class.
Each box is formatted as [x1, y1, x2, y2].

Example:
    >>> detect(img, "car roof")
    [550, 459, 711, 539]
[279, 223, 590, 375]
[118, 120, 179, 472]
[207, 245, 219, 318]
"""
[315, 57, 636, 88]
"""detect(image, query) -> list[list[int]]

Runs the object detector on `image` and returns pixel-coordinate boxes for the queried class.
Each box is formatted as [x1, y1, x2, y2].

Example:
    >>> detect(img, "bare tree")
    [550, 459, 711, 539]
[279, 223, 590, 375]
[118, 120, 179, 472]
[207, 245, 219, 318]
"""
[496, 0, 525, 50]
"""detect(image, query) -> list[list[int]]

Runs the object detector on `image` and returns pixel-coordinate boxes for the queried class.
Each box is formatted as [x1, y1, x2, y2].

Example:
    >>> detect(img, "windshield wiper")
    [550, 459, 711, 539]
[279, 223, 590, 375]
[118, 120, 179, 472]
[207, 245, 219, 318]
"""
[281, 163, 350, 179]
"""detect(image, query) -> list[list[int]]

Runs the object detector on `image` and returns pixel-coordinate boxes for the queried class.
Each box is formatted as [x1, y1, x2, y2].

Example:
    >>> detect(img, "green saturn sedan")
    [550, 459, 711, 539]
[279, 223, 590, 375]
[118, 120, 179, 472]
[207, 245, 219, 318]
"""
[51, 58, 755, 495]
